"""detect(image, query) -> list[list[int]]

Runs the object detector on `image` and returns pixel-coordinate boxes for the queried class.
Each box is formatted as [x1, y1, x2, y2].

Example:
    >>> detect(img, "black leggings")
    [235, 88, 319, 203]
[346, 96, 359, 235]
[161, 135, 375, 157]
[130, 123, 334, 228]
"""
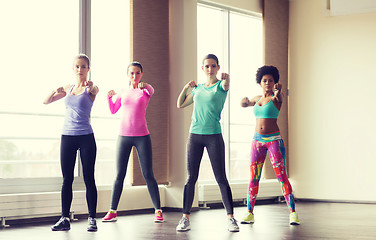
[183, 133, 234, 215]
[60, 134, 97, 218]
[110, 135, 161, 210]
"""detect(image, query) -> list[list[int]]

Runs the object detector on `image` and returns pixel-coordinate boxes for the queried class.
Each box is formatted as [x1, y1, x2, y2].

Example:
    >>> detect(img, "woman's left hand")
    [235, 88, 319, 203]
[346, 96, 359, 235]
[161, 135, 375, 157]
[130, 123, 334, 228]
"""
[273, 83, 282, 101]
[221, 73, 230, 81]
[86, 80, 94, 88]
[138, 82, 146, 89]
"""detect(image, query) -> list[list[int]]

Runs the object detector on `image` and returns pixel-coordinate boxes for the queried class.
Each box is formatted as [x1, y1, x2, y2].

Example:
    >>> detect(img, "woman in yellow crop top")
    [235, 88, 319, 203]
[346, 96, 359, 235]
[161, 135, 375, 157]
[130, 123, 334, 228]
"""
[240, 65, 300, 226]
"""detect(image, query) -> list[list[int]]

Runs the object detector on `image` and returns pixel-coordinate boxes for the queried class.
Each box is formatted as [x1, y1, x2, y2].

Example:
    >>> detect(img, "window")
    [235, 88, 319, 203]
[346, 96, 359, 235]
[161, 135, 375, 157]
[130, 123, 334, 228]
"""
[91, 0, 130, 186]
[0, 0, 79, 181]
[197, 4, 263, 182]
[0, 0, 130, 192]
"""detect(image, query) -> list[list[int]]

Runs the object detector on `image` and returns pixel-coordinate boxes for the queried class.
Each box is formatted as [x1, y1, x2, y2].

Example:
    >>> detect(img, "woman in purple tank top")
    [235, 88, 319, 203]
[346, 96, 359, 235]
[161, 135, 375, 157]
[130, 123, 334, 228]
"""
[43, 54, 99, 232]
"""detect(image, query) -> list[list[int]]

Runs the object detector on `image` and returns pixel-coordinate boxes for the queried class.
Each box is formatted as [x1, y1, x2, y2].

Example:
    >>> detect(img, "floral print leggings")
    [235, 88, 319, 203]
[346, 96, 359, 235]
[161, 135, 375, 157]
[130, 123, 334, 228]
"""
[247, 132, 295, 213]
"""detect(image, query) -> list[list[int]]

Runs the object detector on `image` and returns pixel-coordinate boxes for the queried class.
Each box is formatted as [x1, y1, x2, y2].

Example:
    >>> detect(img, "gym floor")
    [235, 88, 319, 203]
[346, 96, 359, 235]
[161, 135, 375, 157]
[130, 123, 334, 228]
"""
[1, 201, 376, 240]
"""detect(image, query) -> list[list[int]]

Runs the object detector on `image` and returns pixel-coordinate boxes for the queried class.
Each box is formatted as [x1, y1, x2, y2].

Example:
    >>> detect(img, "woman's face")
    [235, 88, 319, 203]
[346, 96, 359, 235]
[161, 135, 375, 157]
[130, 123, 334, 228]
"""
[260, 74, 275, 92]
[202, 58, 220, 78]
[127, 66, 143, 84]
[73, 58, 90, 80]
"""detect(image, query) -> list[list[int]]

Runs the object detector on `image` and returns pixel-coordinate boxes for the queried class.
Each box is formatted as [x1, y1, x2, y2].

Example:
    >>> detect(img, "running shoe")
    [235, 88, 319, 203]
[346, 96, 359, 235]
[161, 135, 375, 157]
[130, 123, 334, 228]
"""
[228, 217, 240, 232]
[51, 216, 70, 231]
[290, 212, 300, 225]
[154, 209, 164, 223]
[240, 212, 255, 224]
[176, 216, 190, 232]
[87, 217, 98, 232]
[102, 211, 117, 222]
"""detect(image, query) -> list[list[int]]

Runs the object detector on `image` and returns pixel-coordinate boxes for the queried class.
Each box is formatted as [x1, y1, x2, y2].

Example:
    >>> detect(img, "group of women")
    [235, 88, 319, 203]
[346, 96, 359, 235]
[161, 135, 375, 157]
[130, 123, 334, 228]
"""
[43, 53, 299, 233]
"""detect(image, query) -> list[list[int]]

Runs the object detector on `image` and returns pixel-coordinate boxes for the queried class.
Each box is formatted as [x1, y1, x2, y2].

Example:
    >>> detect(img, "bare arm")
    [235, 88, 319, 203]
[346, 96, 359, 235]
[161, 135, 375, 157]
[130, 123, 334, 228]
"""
[272, 83, 282, 103]
[220, 73, 230, 91]
[177, 80, 197, 108]
[43, 84, 70, 104]
[240, 95, 261, 108]
[86, 81, 99, 101]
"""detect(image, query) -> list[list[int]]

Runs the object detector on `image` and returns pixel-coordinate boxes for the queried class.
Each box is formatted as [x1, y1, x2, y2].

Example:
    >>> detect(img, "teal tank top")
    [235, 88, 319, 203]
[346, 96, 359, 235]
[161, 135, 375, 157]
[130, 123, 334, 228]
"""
[253, 97, 280, 119]
[190, 81, 228, 134]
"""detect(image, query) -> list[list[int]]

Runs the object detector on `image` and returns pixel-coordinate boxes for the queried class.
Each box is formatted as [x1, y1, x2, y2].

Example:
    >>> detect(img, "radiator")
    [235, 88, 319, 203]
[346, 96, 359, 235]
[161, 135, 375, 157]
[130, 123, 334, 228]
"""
[0, 191, 87, 227]
[198, 179, 283, 206]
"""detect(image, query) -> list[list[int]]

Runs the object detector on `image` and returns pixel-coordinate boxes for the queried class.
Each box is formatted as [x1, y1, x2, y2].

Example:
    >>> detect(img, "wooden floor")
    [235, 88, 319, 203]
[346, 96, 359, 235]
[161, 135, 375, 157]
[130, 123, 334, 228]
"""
[1, 201, 376, 240]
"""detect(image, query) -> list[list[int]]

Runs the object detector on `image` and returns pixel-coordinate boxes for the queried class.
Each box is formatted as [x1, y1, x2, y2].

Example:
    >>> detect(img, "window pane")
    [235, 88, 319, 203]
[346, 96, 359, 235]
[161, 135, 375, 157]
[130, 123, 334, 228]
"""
[91, 0, 130, 186]
[197, 5, 226, 182]
[229, 12, 263, 180]
[0, 0, 78, 179]
[197, 5, 225, 84]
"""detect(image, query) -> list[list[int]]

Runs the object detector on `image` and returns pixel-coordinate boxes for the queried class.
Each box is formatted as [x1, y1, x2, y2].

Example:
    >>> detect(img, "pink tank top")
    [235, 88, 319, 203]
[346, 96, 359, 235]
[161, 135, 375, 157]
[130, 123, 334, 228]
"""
[108, 85, 154, 136]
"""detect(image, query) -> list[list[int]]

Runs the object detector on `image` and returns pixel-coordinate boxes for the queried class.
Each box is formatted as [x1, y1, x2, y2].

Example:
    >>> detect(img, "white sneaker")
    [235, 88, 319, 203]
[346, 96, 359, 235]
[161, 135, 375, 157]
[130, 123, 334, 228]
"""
[176, 216, 190, 232]
[228, 217, 240, 232]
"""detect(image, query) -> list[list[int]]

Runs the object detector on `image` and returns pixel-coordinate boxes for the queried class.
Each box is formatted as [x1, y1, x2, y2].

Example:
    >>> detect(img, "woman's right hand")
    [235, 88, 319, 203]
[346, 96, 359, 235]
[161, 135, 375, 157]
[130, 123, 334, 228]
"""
[241, 97, 250, 107]
[108, 90, 116, 97]
[185, 80, 197, 89]
[56, 87, 65, 94]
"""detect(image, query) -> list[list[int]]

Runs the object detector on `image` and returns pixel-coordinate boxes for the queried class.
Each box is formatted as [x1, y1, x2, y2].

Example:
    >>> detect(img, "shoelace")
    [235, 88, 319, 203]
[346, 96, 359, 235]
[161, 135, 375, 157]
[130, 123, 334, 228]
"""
[229, 218, 238, 226]
[179, 217, 188, 225]
[89, 218, 96, 225]
[56, 217, 68, 225]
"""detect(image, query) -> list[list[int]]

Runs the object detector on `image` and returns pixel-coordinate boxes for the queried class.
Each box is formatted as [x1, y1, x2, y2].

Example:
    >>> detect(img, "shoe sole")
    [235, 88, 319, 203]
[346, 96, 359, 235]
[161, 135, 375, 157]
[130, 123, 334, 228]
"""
[87, 228, 98, 232]
[102, 218, 117, 222]
[176, 227, 191, 232]
[228, 228, 240, 232]
[154, 220, 164, 223]
[290, 222, 300, 225]
[51, 227, 70, 231]
[240, 220, 254, 224]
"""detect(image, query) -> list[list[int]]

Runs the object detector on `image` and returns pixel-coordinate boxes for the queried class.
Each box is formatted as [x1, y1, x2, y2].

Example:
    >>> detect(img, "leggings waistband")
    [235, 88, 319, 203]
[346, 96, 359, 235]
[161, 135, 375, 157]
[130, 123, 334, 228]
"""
[253, 132, 282, 143]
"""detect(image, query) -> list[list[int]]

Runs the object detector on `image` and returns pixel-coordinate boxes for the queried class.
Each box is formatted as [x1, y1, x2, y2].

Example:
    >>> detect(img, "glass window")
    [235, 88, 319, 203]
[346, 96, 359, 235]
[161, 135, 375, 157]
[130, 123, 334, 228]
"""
[0, 0, 130, 189]
[197, 4, 263, 182]
[228, 12, 263, 180]
[91, 0, 130, 186]
[0, 0, 78, 179]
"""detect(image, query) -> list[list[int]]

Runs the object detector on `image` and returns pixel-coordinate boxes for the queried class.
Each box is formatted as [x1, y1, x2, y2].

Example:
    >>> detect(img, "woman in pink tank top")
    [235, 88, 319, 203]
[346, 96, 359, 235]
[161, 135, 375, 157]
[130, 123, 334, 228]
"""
[102, 62, 163, 223]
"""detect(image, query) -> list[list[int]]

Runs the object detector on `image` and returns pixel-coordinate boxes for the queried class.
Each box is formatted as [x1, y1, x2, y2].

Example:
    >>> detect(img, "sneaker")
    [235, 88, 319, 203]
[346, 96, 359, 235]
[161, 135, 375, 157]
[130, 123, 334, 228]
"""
[241, 212, 255, 224]
[176, 216, 190, 232]
[154, 210, 164, 223]
[102, 211, 117, 222]
[51, 216, 70, 231]
[290, 212, 300, 225]
[87, 217, 98, 232]
[228, 217, 240, 232]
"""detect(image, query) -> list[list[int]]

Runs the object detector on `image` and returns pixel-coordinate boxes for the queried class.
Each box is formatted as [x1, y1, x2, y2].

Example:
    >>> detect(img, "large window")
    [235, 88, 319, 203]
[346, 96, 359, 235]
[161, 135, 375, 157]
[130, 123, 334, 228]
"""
[197, 4, 263, 182]
[0, 0, 130, 192]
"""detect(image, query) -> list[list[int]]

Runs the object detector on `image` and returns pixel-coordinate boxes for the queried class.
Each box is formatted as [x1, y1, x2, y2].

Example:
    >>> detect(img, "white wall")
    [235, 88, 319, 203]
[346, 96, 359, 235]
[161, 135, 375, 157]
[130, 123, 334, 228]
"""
[288, 0, 376, 202]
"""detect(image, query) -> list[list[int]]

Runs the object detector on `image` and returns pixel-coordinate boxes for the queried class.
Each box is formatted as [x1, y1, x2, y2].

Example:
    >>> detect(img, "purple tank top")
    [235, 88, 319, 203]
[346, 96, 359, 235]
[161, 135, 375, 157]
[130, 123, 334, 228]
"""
[62, 85, 94, 135]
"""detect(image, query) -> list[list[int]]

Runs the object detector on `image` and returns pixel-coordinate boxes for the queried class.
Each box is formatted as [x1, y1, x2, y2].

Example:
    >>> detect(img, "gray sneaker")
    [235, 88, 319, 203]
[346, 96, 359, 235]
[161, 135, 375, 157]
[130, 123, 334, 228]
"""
[228, 217, 239, 232]
[87, 217, 98, 232]
[176, 216, 190, 232]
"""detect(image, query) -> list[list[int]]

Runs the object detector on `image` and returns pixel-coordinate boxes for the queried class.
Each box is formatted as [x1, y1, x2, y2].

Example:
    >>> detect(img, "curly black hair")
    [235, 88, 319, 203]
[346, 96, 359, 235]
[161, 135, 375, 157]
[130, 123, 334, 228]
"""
[255, 65, 279, 84]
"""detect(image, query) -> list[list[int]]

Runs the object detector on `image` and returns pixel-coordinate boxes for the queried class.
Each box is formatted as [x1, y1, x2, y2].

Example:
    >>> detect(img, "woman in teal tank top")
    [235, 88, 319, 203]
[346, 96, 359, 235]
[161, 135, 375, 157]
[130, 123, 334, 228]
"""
[240, 65, 300, 226]
[176, 54, 239, 233]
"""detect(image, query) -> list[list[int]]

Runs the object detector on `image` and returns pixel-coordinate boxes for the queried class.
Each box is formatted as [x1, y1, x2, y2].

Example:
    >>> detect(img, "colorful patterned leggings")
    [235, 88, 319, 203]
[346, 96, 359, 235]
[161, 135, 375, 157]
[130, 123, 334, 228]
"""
[247, 132, 295, 213]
